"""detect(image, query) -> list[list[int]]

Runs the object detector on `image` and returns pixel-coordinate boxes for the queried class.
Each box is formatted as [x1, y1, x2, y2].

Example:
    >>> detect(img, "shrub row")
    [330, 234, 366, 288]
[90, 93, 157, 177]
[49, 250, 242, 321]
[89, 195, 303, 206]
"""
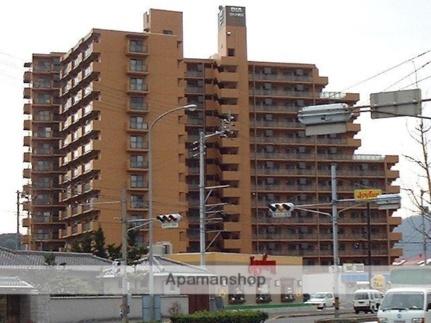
[171, 310, 268, 323]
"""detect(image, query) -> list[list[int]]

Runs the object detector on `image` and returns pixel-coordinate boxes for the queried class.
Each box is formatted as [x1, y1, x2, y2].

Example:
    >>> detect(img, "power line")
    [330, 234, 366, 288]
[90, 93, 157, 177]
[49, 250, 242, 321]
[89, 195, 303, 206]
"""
[341, 49, 431, 92]
[383, 60, 431, 91]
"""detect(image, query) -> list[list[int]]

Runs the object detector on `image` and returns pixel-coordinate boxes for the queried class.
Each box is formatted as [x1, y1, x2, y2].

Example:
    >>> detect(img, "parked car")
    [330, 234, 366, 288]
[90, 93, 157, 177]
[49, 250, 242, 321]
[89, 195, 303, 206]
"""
[377, 287, 431, 323]
[353, 289, 384, 313]
[305, 292, 335, 309]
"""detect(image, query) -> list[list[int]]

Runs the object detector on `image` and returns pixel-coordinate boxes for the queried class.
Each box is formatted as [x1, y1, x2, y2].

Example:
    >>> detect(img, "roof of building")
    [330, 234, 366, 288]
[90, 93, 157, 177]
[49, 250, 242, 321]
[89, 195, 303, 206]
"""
[0, 247, 112, 266]
[136, 255, 209, 275]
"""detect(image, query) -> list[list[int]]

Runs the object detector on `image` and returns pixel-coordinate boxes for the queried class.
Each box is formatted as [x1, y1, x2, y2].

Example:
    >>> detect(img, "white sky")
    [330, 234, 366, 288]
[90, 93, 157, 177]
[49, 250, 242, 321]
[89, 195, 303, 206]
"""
[1, 0, 431, 234]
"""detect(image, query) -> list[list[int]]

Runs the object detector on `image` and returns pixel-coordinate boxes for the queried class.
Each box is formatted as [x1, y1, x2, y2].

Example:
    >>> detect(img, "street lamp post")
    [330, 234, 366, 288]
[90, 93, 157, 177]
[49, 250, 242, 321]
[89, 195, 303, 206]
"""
[147, 104, 197, 319]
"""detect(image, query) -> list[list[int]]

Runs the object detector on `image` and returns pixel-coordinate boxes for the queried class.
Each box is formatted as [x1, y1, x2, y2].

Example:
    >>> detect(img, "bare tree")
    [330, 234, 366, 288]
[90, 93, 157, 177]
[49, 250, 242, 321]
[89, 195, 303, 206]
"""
[404, 119, 431, 240]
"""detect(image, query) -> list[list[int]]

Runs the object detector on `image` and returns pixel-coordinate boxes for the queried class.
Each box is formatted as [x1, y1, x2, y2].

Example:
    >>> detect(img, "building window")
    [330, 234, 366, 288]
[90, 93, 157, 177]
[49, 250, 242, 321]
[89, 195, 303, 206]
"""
[227, 48, 235, 57]
[35, 160, 53, 171]
[35, 110, 52, 121]
[129, 59, 145, 72]
[130, 136, 145, 149]
[129, 78, 146, 91]
[130, 96, 146, 110]
[130, 155, 146, 168]
[130, 116, 147, 129]
[34, 93, 51, 104]
[129, 39, 145, 53]
[34, 78, 51, 89]
[130, 195, 146, 208]
[163, 29, 173, 35]
[130, 175, 145, 188]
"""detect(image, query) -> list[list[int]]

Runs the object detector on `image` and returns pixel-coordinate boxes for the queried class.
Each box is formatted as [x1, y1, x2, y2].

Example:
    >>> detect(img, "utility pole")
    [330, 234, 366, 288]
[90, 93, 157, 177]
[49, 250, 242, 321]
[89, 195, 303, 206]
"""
[367, 202, 372, 286]
[16, 190, 21, 250]
[421, 190, 427, 265]
[120, 189, 129, 323]
[331, 164, 339, 317]
[199, 130, 206, 268]
[196, 113, 234, 268]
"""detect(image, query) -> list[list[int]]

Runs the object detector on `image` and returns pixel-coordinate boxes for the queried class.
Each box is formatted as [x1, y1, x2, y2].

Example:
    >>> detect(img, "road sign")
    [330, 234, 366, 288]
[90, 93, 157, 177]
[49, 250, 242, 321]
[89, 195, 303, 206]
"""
[354, 189, 382, 201]
[298, 103, 352, 136]
[161, 222, 179, 229]
[370, 89, 421, 119]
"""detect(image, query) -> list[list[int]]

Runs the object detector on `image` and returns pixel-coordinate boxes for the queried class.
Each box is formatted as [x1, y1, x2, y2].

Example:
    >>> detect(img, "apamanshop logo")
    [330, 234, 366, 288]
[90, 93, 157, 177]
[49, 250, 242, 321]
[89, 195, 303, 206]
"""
[165, 273, 266, 287]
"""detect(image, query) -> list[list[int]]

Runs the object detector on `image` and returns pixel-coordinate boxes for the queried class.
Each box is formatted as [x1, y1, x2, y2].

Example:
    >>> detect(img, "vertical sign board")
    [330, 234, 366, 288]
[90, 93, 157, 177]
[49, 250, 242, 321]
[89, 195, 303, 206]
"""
[218, 6, 246, 26]
[370, 89, 421, 119]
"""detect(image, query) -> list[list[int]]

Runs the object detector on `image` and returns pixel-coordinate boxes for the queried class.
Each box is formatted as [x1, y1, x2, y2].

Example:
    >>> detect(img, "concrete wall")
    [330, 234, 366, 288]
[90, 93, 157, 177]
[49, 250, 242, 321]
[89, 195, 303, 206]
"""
[29, 295, 188, 323]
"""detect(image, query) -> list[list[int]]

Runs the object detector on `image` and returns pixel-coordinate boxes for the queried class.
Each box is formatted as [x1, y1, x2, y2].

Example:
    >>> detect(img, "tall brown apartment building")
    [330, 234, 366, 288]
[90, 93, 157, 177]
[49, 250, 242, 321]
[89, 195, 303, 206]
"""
[22, 6, 401, 265]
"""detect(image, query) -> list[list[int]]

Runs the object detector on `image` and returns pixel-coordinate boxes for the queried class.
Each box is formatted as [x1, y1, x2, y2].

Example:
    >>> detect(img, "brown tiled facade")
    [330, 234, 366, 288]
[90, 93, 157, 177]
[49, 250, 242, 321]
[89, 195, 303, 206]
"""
[22, 6, 401, 265]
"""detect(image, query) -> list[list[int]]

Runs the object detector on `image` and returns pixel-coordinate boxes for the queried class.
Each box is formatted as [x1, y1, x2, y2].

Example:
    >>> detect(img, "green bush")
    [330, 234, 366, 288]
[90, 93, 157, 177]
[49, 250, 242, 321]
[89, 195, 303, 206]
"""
[171, 310, 268, 323]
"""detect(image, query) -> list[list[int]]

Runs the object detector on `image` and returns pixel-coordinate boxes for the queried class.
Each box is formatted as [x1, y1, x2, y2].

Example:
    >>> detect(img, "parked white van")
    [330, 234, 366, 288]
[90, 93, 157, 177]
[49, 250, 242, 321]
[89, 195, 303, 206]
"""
[353, 289, 384, 313]
[378, 287, 431, 323]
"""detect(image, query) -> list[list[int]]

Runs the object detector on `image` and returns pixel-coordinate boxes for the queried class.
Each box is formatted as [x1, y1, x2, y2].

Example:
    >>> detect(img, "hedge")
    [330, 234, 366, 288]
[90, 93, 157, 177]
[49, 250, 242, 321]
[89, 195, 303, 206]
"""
[171, 310, 269, 323]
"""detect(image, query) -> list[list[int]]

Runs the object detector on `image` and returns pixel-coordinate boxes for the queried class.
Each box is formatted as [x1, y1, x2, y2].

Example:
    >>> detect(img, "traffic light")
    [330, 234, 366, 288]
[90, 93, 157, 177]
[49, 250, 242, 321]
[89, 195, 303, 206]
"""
[268, 203, 295, 217]
[156, 213, 182, 223]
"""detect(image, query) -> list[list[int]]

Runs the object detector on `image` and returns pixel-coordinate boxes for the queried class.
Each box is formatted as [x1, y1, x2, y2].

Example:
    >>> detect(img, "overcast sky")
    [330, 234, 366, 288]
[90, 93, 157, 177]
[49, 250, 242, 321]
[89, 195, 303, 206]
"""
[1, 0, 431, 234]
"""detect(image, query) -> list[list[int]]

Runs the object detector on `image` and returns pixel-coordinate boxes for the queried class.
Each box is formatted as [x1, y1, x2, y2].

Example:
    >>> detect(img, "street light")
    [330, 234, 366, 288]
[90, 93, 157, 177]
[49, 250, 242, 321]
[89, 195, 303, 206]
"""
[147, 103, 197, 320]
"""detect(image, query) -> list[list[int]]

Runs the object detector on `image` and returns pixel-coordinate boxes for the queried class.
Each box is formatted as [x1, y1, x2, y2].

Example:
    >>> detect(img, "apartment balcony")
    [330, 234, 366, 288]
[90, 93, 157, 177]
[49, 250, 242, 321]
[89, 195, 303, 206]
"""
[253, 210, 317, 223]
[250, 73, 314, 83]
[219, 104, 238, 115]
[21, 234, 30, 245]
[388, 216, 402, 226]
[253, 168, 315, 176]
[216, 87, 239, 98]
[185, 70, 204, 78]
[223, 239, 242, 249]
[390, 248, 403, 257]
[23, 103, 31, 114]
[251, 136, 315, 145]
[251, 105, 299, 114]
[254, 120, 303, 129]
[23, 119, 31, 131]
[22, 217, 29, 227]
[224, 204, 240, 214]
[127, 83, 149, 94]
[127, 64, 149, 75]
[253, 184, 315, 192]
[386, 185, 400, 194]
[222, 187, 240, 197]
[217, 56, 238, 67]
[23, 151, 31, 163]
[346, 123, 361, 133]
[220, 137, 239, 148]
[387, 169, 400, 179]
[215, 71, 239, 83]
[222, 171, 240, 181]
[33, 232, 60, 241]
[389, 231, 402, 241]
[254, 233, 318, 240]
[22, 184, 31, 195]
[22, 201, 30, 211]
[127, 103, 149, 114]
[223, 222, 241, 231]
[385, 155, 399, 165]
[221, 154, 240, 164]
[255, 152, 315, 161]
[32, 215, 60, 224]
[23, 168, 31, 178]
[23, 87, 31, 99]
[23, 71, 31, 83]
[253, 89, 313, 98]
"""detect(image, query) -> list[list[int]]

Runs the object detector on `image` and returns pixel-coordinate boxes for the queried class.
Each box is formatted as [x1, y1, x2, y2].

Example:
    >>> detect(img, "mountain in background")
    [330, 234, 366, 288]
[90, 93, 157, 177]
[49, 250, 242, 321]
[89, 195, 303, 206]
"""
[0, 233, 19, 250]
[394, 215, 431, 258]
